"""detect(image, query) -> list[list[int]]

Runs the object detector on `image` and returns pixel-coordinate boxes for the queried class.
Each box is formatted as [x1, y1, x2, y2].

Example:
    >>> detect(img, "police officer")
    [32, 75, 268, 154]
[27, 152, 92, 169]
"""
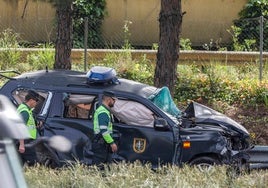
[17, 89, 40, 165]
[92, 91, 118, 165]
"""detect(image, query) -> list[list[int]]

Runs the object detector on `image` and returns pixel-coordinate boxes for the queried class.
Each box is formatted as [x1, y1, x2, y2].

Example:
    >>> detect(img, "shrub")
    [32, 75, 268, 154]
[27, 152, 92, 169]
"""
[26, 43, 55, 70]
[73, 0, 106, 48]
[0, 29, 21, 69]
[231, 0, 268, 51]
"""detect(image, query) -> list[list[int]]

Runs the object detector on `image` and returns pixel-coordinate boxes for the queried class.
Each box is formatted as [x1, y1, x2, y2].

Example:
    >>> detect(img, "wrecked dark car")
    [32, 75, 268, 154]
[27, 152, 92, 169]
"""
[0, 67, 251, 170]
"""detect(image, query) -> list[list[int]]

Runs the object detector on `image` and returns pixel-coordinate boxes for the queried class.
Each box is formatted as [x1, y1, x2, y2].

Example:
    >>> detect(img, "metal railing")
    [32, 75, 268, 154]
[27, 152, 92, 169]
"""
[248, 145, 268, 170]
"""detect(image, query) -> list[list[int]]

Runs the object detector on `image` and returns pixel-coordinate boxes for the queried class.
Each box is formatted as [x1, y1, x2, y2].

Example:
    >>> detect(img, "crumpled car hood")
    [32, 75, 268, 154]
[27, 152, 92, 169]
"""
[184, 102, 249, 137]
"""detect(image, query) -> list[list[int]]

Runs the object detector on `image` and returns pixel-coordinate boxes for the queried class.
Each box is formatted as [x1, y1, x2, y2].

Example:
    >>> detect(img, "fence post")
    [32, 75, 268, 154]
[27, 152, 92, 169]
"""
[84, 17, 89, 72]
[259, 16, 263, 82]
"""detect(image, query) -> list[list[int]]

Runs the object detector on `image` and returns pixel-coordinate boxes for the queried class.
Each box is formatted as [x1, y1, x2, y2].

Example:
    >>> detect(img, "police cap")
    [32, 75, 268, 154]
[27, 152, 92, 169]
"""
[103, 91, 116, 99]
[26, 90, 40, 101]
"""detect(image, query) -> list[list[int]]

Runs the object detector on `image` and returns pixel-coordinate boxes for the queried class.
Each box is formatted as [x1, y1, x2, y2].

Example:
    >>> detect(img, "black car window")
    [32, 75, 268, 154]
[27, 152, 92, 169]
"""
[12, 89, 48, 116]
[63, 93, 97, 120]
[111, 99, 155, 127]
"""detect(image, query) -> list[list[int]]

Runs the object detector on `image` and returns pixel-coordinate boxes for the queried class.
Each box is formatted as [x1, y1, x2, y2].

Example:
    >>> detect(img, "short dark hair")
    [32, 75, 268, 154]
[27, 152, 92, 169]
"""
[25, 90, 39, 102]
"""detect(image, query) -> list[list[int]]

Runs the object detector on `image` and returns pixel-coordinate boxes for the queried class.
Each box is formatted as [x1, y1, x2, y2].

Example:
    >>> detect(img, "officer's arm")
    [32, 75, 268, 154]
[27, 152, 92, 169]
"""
[98, 113, 114, 144]
[18, 111, 29, 153]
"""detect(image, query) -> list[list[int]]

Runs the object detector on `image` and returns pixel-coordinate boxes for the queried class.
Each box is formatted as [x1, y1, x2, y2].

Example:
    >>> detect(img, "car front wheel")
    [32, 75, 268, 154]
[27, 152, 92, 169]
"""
[189, 156, 220, 172]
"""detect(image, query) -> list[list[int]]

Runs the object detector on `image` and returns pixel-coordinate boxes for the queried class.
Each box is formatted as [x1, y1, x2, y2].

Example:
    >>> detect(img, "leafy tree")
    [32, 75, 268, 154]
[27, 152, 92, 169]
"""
[232, 0, 268, 51]
[154, 0, 183, 95]
[73, 0, 106, 48]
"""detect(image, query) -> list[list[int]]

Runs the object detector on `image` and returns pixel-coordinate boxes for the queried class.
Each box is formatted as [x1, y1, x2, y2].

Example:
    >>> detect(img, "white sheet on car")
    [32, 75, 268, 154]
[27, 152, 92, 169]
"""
[111, 100, 154, 127]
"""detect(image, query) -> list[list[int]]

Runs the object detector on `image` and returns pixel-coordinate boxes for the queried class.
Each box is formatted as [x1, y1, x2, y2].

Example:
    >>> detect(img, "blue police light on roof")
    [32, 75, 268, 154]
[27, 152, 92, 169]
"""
[86, 66, 120, 85]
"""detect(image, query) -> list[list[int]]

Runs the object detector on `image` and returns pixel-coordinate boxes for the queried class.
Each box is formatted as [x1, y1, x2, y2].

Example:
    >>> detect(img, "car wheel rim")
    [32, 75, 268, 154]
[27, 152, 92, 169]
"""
[196, 163, 214, 172]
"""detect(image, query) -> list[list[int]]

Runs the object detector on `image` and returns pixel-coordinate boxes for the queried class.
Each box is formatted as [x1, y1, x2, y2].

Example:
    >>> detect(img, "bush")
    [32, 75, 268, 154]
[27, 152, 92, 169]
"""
[26, 43, 55, 71]
[0, 29, 21, 69]
[73, 0, 106, 48]
[94, 53, 268, 107]
[174, 63, 268, 107]
[231, 0, 268, 51]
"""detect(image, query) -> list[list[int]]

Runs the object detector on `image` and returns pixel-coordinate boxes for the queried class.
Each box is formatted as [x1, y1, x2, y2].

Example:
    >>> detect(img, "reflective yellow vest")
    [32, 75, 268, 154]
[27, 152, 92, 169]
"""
[17, 103, 37, 139]
[93, 105, 114, 144]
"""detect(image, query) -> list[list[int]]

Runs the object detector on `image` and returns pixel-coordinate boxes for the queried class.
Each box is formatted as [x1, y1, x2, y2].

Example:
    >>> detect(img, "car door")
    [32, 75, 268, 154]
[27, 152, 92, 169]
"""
[111, 98, 174, 166]
[43, 91, 97, 163]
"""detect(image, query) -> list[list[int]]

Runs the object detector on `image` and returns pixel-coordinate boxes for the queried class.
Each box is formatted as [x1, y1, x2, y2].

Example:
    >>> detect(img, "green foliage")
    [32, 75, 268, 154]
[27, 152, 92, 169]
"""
[73, 0, 106, 48]
[152, 38, 193, 51]
[0, 29, 21, 69]
[180, 38, 192, 50]
[202, 39, 228, 51]
[239, 0, 268, 18]
[175, 63, 268, 107]
[122, 20, 133, 50]
[88, 50, 154, 85]
[231, 0, 268, 51]
[0, 29, 55, 72]
[86, 53, 268, 107]
[26, 43, 55, 71]
[227, 26, 257, 51]
[152, 43, 159, 50]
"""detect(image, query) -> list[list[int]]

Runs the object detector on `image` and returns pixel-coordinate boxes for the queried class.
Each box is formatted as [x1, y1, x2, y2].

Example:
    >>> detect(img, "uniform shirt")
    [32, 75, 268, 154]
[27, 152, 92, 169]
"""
[20, 110, 30, 123]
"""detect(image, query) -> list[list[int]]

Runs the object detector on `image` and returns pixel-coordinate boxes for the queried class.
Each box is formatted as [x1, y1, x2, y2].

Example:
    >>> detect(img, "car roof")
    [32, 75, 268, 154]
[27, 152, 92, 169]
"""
[13, 70, 157, 98]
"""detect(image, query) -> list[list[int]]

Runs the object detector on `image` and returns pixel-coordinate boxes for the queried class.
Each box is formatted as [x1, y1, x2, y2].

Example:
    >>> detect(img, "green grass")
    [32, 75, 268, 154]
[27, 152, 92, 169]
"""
[24, 162, 268, 188]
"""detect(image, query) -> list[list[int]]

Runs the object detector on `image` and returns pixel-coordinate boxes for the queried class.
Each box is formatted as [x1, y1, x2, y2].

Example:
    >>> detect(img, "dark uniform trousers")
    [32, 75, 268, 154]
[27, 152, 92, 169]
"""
[91, 134, 112, 165]
[18, 139, 37, 166]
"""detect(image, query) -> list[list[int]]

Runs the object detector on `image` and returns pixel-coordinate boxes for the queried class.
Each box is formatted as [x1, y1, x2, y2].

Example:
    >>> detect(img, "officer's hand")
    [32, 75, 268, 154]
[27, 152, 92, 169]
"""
[19, 145, 25, 153]
[36, 120, 43, 128]
[110, 143, 118, 153]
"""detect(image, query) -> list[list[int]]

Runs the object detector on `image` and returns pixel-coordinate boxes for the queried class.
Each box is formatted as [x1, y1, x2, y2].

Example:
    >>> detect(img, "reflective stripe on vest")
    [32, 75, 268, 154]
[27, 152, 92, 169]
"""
[17, 103, 37, 139]
[93, 105, 114, 143]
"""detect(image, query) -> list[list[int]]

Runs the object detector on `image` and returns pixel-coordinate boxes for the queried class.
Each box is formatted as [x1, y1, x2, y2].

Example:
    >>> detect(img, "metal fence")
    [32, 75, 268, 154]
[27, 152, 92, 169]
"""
[0, 15, 267, 51]
[0, 15, 267, 77]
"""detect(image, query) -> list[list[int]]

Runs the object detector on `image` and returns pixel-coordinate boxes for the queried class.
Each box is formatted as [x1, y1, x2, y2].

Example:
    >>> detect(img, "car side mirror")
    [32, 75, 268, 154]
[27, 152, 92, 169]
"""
[154, 118, 169, 131]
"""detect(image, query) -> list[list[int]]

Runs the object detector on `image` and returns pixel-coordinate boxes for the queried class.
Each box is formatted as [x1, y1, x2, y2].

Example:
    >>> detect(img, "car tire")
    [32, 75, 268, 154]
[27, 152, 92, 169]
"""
[189, 156, 220, 172]
[226, 160, 250, 177]
[36, 146, 60, 168]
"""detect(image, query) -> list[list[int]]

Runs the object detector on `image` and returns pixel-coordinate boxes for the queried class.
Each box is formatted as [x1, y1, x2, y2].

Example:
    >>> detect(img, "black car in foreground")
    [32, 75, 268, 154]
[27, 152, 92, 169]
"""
[0, 67, 251, 170]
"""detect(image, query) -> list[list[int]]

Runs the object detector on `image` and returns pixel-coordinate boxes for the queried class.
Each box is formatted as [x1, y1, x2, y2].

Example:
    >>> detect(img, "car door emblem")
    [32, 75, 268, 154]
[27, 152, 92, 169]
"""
[133, 138, 146, 153]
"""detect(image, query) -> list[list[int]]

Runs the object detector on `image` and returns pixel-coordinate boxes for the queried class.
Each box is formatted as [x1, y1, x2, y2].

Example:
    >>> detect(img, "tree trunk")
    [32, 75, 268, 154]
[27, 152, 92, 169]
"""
[154, 0, 183, 95]
[54, 3, 73, 70]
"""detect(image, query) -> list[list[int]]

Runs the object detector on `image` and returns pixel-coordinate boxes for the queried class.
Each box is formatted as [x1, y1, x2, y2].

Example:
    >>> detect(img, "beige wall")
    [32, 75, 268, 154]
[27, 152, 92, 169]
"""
[102, 0, 248, 46]
[0, 0, 247, 46]
[182, 0, 248, 46]
[0, 0, 55, 42]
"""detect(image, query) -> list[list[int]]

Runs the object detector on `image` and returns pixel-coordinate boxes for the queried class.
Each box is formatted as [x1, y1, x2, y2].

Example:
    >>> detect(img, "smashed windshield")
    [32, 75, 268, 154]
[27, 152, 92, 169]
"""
[148, 86, 181, 118]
